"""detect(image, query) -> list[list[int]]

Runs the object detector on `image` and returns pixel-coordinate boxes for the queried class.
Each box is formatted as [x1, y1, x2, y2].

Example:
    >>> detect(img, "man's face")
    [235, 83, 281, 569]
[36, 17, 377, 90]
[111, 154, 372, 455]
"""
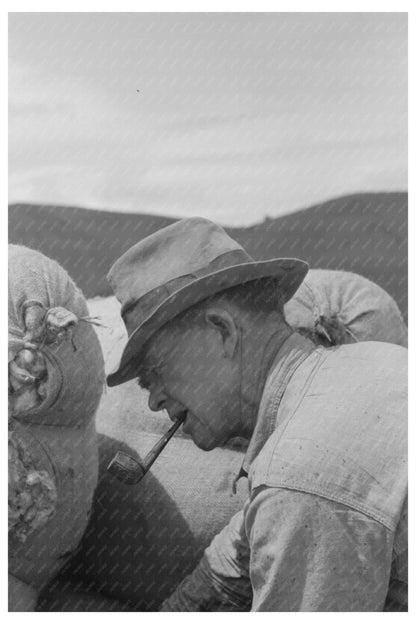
[136, 318, 242, 451]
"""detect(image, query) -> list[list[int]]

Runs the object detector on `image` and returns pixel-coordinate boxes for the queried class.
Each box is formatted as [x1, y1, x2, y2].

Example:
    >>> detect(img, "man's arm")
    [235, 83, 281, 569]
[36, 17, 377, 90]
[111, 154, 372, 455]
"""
[160, 508, 252, 611]
[246, 487, 395, 611]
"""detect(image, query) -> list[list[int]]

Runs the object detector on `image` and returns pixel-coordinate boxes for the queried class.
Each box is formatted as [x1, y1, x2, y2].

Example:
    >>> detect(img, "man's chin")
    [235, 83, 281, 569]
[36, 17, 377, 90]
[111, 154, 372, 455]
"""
[193, 438, 218, 451]
[192, 433, 229, 452]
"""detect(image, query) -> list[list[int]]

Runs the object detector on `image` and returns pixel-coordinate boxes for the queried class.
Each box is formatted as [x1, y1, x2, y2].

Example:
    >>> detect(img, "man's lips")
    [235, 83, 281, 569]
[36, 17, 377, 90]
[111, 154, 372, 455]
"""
[176, 411, 187, 424]
[182, 412, 191, 435]
[168, 410, 187, 424]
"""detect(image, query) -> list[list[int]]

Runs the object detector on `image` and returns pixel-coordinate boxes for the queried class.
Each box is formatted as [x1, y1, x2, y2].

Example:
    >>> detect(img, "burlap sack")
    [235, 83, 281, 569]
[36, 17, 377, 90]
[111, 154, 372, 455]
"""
[8, 245, 104, 611]
[285, 269, 407, 347]
[39, 433, 248, 611]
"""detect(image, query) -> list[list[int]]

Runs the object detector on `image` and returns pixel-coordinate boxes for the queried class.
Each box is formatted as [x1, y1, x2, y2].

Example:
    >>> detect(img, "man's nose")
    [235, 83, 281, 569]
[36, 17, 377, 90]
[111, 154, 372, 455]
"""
[147, 384, 168, 412]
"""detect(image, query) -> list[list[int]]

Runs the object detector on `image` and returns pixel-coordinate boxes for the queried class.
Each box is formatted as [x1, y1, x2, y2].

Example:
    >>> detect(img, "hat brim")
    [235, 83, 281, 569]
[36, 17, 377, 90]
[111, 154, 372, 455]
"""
[107, 258, 308, 387]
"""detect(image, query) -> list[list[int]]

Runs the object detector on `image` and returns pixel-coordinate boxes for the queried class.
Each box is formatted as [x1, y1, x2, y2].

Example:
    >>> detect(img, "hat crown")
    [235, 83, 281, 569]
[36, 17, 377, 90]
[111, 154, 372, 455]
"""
[107, 217, 247, 313]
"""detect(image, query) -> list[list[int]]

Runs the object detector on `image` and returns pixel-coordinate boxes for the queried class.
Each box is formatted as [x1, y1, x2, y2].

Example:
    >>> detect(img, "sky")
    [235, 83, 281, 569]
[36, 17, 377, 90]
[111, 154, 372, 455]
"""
[8, 12, 407, 226]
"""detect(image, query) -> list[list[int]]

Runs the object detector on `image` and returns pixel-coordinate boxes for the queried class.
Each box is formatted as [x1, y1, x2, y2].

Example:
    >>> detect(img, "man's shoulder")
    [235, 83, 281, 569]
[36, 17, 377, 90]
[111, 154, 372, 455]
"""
[313, 340, 407, 394]
[250, 340, 408, 530]
[277, 339, 407, 405]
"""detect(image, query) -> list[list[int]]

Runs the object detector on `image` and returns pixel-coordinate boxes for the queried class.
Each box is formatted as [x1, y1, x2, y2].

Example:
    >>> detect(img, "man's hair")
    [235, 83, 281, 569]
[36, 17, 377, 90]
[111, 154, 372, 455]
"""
[174, 277, 287, 328]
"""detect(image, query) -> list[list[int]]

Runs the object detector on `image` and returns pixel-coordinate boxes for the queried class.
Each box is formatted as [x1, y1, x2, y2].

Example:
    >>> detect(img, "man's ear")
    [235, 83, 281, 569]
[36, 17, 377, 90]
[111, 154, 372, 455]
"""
[204, 307, 239, 359]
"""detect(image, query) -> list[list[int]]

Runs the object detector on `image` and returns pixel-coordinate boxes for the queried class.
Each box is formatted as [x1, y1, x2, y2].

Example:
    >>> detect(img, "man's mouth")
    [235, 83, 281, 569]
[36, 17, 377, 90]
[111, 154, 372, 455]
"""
[177, 411, 187, 424]
[182, 411, 191, 434]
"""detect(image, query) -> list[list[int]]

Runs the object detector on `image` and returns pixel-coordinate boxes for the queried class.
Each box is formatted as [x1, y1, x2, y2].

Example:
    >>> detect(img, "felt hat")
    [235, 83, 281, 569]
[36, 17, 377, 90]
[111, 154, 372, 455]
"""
[106, 217, 308, 386]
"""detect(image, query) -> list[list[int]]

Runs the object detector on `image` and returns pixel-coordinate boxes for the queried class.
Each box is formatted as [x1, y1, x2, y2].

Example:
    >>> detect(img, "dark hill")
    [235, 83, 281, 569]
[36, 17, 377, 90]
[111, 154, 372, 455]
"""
[8, 192, 407, 322]
[8, 205, 176, 300]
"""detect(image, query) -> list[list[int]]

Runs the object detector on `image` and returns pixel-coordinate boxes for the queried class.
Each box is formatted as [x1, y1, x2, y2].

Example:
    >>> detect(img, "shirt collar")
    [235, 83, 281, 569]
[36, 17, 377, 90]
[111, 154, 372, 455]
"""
[234, 332, 316, 487]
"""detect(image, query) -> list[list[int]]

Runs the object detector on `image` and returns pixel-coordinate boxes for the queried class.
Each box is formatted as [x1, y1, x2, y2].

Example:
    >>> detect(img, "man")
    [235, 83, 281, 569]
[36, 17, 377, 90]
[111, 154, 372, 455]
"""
[106, 217, 407, 611]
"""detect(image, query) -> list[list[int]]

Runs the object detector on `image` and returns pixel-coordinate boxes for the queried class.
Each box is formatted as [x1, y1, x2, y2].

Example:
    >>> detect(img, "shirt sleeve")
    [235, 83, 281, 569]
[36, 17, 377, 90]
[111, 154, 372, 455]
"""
[161, 486, 396, 612]
[246, 486, 395, 611]
[160, 507, 252, 611]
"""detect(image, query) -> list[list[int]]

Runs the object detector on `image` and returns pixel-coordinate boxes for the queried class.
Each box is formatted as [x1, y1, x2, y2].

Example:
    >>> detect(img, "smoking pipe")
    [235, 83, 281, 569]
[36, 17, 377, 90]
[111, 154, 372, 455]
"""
[107, 413, 186, 485]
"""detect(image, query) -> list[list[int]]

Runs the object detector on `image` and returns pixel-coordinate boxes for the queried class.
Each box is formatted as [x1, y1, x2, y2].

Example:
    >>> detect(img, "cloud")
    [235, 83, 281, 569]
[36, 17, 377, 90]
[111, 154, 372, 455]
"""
[8, 13, 407, 226]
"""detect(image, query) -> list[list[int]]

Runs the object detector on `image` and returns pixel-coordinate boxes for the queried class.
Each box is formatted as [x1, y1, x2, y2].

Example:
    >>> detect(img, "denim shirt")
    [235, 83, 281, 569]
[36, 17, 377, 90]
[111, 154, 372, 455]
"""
[161, 333, 408, 612]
